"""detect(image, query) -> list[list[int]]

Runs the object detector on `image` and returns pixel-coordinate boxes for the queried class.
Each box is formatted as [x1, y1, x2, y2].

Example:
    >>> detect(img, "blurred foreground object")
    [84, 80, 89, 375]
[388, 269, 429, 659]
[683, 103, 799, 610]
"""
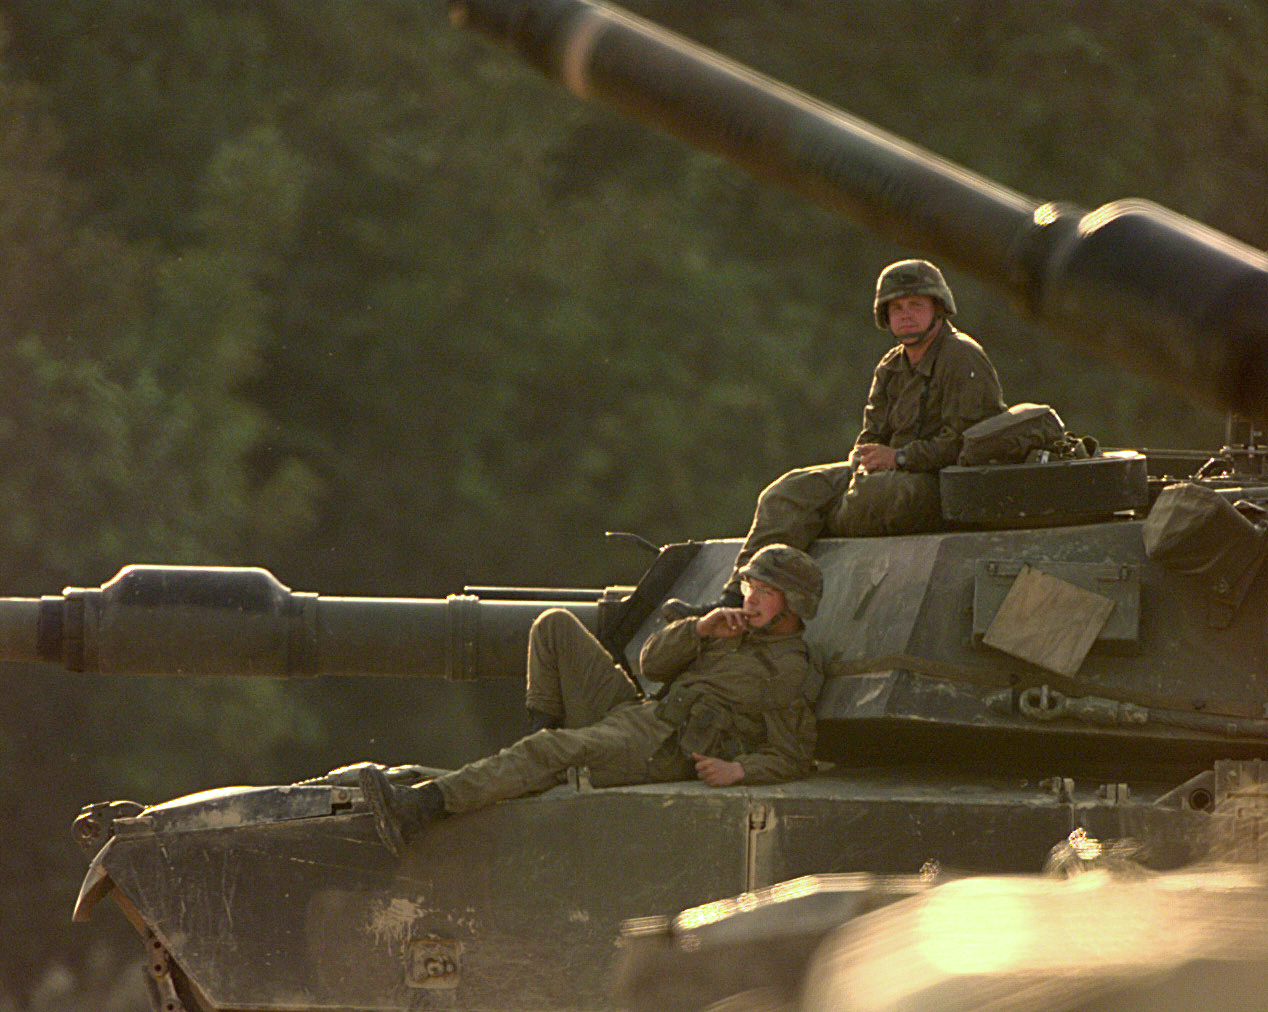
[617, 826, 1268, 1012]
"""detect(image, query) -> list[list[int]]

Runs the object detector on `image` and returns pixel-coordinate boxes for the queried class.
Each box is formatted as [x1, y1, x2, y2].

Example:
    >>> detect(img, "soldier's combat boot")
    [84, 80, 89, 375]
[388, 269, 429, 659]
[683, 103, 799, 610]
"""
[358, 765, 446, 856]
[660, 588, 743, 623]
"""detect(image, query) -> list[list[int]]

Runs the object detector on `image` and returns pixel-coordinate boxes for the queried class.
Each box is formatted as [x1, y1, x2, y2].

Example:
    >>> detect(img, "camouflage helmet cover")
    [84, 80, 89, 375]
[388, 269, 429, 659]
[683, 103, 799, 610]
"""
[737, 543, 823, 621]
[873, 259, 957, 329]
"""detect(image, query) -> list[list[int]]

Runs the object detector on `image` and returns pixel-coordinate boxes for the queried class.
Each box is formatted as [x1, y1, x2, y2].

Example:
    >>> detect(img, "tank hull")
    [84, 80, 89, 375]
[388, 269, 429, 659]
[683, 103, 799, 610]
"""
[78, 770, 1214, 1012]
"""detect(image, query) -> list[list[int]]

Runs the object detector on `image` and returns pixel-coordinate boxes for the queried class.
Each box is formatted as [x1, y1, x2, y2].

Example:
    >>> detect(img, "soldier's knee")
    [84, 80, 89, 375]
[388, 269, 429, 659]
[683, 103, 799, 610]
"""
[758, 466, 817, 505]
[833, 471, 943, 536]
[520, 727, 585, 768]
[531, 607, 585, 640]
[758, 463, 854, 509]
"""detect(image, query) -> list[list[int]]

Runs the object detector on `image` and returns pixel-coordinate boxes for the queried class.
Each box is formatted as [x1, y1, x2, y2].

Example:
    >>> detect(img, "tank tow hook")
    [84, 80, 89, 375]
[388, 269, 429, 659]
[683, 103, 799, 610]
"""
[72, 799, 145, 860]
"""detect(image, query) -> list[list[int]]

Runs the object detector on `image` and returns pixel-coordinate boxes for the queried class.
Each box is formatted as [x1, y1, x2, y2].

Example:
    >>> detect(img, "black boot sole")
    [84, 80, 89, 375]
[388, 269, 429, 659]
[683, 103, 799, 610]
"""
[358, 765, 406, 857]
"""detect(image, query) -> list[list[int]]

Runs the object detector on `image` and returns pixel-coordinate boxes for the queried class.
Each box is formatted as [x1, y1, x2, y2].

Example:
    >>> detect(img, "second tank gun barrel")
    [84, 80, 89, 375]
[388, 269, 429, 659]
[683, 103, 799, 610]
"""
[449, 0, 1268, 421]
[2, 565, 601, 678]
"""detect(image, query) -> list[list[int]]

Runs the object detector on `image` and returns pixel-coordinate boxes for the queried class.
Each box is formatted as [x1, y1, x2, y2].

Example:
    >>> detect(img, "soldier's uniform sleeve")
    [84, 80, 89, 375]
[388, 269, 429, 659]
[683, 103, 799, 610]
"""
[900, 338, 1006, 473]
[855, 354, 896, 448]
[732, 695, 817, 784]
[638, 618, 705, 686]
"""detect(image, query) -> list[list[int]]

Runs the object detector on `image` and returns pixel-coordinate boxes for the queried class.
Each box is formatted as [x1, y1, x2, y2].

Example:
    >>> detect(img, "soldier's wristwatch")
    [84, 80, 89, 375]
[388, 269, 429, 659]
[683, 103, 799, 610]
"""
[894, 449, 907, 470]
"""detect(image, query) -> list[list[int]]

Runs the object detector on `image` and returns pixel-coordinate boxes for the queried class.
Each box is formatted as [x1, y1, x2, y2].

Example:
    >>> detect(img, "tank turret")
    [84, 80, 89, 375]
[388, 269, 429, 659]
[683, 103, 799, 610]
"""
[13, 3, 1268, 1011]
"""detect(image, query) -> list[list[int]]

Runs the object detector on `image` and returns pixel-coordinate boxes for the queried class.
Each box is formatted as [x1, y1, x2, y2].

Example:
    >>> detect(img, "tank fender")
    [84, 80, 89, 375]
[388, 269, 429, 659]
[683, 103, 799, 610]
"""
[136, 784, 342, 835]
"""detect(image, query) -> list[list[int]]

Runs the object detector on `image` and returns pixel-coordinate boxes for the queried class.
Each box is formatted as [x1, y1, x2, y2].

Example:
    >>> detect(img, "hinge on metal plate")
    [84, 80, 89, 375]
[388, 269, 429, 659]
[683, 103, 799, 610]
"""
[1039, 776, 1076, 804]
[745, 803, 773, 892]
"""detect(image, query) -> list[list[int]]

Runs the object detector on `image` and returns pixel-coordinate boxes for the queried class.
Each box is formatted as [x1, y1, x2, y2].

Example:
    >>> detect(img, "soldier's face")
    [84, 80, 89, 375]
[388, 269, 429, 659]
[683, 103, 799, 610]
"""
[741, 578, 787, 628]
[887, 294, 938, 342]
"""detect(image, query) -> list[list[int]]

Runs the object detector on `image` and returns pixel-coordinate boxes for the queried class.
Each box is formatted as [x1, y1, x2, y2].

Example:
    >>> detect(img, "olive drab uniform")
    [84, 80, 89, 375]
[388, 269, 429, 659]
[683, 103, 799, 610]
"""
[727, 319, 1005, 586]
[434, 608, 816, 815]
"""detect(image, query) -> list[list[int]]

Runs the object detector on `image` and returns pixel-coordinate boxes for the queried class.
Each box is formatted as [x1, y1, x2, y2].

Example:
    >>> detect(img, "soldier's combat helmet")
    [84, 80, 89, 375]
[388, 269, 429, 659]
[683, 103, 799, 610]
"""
[873, 259, 957, 329]
[737, 544, 823, 621]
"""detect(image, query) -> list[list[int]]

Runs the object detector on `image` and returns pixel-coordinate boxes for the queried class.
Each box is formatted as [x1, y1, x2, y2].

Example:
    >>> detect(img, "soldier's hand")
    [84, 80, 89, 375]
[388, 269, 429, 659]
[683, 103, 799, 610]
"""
[695, 607, 748, 639]
[692, 753, 745, 787]
[857, 442, 897, 472]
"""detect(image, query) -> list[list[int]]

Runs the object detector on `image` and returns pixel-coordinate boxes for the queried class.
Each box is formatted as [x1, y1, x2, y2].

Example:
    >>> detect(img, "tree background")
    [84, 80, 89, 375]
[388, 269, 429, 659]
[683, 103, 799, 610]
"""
[0, 1, 1264, 1007]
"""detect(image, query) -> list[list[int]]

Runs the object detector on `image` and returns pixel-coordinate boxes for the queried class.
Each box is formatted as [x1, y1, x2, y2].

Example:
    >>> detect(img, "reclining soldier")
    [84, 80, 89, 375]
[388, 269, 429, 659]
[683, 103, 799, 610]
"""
[669, 259, 1006, 618]
[359, 544, 822, 854]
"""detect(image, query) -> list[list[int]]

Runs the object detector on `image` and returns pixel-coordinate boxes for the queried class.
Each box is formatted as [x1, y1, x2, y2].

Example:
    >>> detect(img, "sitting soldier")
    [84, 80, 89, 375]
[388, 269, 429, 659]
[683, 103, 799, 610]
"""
[669, 259, 1006, 619]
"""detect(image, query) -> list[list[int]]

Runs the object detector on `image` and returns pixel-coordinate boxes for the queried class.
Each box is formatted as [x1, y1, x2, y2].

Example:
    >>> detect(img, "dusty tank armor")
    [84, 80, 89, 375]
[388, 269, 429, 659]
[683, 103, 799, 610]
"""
[5, 2, 1268, 1010]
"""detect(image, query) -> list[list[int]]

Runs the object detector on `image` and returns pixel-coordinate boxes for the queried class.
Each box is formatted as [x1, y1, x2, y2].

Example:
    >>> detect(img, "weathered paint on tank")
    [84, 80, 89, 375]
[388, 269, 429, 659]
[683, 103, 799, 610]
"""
[629, 528, 1268, 770]
[75, 763, 1214, 1011]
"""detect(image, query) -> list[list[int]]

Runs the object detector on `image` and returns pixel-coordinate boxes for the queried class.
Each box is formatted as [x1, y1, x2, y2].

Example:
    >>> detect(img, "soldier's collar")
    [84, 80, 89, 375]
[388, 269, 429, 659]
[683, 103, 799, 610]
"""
[909, 320, 950, 376]
[743, 625, 804, 642]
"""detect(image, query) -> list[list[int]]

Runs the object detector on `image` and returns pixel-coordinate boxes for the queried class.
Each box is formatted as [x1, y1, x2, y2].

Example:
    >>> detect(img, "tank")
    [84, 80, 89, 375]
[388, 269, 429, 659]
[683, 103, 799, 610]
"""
[6, 2, 1268, 1010]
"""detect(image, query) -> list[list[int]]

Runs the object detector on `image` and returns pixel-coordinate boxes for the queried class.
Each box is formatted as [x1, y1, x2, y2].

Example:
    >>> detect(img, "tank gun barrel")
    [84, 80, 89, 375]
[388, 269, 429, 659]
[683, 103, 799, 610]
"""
[0, 565, 599, 678]
[449, 0, 1268, 421]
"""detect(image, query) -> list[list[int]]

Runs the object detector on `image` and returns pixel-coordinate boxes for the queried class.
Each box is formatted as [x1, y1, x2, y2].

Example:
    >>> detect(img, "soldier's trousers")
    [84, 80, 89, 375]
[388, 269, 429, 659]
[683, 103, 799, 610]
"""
[435, 609, 693, 815]
[727, 462, 943, 588]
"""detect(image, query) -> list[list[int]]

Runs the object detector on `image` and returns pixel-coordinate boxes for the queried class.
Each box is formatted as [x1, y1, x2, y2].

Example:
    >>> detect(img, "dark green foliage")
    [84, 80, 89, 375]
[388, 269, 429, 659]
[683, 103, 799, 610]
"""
[0, 1, 1265, 1004]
